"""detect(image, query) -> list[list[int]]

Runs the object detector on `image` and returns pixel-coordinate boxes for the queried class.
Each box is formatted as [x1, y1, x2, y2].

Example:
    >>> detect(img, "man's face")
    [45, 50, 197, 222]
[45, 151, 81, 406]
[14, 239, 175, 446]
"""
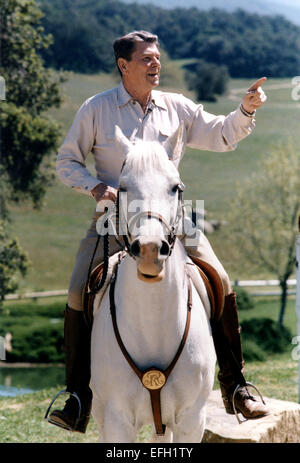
[120, 42, 161, 92]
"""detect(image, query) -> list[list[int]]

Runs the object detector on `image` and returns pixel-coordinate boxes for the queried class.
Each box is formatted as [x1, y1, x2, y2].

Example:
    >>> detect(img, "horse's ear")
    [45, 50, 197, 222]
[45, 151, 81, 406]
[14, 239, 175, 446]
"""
[114, 125, 132, 155]
[163, 121, 186, 165]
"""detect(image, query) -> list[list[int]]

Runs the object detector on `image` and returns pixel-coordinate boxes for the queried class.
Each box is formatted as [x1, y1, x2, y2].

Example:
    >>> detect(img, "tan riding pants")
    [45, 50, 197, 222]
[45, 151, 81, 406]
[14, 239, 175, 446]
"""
[68, 212, 232, 311]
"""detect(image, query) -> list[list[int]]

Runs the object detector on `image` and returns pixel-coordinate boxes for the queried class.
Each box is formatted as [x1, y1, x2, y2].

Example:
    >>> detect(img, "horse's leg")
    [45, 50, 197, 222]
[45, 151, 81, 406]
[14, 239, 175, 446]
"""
[172, 403, 207, 443]
[101, 402, 137, 443]
[91, 394, 105, 442]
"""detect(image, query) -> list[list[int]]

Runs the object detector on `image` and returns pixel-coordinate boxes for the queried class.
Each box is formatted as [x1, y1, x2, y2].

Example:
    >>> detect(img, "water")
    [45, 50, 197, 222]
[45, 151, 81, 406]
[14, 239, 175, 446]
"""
[0, 365, 65, 397]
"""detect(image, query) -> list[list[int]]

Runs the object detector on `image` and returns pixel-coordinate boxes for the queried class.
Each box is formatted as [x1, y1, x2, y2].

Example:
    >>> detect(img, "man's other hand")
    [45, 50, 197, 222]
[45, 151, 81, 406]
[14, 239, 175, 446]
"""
[91, 183, 118, 203]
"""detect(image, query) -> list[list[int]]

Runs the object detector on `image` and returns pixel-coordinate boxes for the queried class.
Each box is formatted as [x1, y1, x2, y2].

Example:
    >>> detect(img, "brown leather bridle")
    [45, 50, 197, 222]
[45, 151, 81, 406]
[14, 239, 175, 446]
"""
[109, 263, 193, 435]
[117, 184, 185, 258]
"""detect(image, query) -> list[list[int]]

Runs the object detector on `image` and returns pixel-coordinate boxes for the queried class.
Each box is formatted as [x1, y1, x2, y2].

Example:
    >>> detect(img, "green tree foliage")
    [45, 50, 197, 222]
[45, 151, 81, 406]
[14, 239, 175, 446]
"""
[0, 0, 65, 207]
[37, 0, 300, 77]
[0, 221, 28, 305]
[0, 0, 65, 303]
[184, 59, 229, 101]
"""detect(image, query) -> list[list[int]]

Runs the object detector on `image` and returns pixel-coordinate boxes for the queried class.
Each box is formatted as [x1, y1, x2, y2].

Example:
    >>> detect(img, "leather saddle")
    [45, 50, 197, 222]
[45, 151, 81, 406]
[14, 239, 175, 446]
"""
[83, 253, 225, 327]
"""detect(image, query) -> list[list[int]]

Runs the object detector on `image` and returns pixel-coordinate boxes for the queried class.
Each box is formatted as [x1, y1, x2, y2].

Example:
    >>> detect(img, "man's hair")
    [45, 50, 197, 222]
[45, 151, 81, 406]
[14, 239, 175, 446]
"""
[113, 30, 159, 76]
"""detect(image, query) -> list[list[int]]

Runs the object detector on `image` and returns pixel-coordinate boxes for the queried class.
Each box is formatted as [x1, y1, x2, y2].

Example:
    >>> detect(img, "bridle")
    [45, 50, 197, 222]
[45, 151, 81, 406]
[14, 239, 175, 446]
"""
[117, 182, 185, 258]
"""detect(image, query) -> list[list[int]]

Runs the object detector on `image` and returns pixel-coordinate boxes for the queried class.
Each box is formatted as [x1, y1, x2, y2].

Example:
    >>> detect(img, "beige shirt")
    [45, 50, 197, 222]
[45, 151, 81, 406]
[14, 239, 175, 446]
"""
[56, 81, 255, 195]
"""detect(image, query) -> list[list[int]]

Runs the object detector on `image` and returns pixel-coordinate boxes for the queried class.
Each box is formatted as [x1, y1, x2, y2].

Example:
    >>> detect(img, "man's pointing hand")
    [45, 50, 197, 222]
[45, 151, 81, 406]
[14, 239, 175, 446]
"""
[242, 77, 267, 114]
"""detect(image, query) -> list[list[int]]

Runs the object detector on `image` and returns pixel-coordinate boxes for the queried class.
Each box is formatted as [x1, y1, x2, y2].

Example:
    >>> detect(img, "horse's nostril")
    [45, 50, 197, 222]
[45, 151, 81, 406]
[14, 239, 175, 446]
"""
[160, 240, 170, 256]
[130, 239, 141, 257]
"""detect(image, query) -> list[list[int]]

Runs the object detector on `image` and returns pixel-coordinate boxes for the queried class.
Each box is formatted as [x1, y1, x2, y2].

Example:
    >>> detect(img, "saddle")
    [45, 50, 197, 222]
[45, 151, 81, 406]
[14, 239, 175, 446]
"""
[83, 252, 225, 327]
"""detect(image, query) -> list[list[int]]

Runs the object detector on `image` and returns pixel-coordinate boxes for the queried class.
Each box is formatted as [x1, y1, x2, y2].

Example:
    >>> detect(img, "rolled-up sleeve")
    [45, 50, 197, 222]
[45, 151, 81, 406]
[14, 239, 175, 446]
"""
[56, 99, 101, 195]
[179, 95, 256, 152]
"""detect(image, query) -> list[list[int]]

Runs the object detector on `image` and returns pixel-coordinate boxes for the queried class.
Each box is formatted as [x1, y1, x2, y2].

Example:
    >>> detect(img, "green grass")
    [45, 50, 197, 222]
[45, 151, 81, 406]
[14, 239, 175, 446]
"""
[6, 65, 299, 291]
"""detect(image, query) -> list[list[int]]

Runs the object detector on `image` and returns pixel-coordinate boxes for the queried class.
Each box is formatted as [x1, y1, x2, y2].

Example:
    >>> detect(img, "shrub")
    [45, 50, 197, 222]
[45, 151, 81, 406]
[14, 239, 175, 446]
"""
[241, 317, 292, 354]
[3, 301, 65, 318]
[2, 318, 64, 363]
[184, 59, 229, 102]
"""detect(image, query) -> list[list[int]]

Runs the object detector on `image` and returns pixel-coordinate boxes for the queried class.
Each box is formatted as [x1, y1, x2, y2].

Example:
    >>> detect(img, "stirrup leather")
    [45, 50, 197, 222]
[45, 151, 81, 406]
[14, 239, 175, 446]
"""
[44, 389, 82, 431]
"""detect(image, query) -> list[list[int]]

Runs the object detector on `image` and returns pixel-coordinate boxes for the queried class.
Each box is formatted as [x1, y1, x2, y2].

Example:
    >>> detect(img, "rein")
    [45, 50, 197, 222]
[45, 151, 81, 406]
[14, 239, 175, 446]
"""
[109, 263, 193, 436]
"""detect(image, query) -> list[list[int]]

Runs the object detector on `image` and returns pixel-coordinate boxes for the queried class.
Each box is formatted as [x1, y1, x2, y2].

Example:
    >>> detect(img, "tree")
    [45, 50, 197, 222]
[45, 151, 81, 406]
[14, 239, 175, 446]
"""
[225, 142, 300, 326]
[0, 222, 28, 306]
[0, 0, 65, 208]
[0, 0, 65, 302]
[184, 60, 229, 102]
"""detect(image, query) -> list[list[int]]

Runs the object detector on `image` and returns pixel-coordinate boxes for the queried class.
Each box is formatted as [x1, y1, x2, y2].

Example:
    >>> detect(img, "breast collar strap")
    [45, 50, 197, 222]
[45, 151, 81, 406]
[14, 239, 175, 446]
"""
[109, 263, 193, 436]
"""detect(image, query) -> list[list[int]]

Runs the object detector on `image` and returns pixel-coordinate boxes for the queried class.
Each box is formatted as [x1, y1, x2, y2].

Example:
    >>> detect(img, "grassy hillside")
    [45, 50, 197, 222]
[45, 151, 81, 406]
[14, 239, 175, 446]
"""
[8, 68, 299, 293]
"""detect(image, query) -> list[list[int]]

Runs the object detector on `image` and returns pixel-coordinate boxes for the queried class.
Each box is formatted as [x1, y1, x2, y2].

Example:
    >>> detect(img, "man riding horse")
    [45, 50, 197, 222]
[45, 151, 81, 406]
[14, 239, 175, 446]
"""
[48, 30, 269, 433]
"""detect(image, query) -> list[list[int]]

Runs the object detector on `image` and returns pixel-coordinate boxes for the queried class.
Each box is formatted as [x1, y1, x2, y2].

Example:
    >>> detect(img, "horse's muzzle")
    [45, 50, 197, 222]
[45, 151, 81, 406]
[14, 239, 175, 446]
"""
[133, 239, 169, 283]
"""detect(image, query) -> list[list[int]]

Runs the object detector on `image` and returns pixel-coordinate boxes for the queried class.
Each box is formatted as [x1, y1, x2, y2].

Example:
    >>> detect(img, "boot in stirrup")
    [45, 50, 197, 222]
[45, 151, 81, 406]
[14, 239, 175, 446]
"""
[45, 306, 92, 433]
[212, 292, 269, 420]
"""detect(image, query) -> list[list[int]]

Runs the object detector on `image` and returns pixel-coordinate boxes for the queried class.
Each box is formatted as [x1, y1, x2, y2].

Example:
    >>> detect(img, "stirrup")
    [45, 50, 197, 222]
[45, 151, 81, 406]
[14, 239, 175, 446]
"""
[232, 381, 266, 424]
[44, 389, 82, 431]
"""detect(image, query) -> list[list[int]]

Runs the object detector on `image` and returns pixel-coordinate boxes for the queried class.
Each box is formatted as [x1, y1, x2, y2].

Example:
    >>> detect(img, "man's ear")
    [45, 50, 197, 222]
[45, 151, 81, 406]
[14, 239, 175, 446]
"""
[117, 58, 128, 75]
[163, 121, 186, 165]
[114, 125, 132, 155]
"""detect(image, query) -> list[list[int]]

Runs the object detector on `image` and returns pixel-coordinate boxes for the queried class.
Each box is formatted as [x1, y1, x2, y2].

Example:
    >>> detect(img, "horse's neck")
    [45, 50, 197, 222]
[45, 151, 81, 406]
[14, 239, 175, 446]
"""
[116, 240, 187, 314]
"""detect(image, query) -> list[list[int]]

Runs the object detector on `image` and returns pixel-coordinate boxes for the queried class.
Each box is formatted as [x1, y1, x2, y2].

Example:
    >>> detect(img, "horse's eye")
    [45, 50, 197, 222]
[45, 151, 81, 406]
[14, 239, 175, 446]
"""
[171, 184, 179, 193]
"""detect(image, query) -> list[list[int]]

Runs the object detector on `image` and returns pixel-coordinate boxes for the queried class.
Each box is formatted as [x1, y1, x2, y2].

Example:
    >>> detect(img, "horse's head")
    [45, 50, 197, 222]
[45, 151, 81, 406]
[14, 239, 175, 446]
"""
[115, 123, 185, 283]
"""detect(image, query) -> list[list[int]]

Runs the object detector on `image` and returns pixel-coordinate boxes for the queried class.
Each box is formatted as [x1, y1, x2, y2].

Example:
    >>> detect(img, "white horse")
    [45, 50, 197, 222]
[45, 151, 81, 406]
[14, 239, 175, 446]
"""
[90, 124, 216, 443]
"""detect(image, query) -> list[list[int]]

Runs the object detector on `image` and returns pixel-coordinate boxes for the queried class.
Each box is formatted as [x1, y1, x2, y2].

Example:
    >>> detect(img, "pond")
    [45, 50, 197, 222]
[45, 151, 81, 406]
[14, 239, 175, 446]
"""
[0, 365, 65, 397]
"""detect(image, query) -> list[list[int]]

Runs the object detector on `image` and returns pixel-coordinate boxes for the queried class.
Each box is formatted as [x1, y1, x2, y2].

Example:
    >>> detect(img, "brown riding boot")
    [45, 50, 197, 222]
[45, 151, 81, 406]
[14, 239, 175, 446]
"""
[211, 293, 269, 419]
[47, 306, 92, 433]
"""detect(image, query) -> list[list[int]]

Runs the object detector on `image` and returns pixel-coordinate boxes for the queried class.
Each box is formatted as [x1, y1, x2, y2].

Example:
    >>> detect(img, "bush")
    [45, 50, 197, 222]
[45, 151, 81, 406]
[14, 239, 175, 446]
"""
[1, 318, 64, 363]
[3, 301, 65, 318]
[234, 286, 255, 311]
[184, 59, 229, 102]
[241, 317, 292, 354]
[0, 301, 65, 363]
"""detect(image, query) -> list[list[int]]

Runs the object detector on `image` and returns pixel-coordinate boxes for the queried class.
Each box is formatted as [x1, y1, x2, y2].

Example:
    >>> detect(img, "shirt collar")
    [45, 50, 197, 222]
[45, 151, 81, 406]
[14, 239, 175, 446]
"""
[117, 81, 168, 111]
[117, 81, 133, 107]
[151, 90, 168, 111]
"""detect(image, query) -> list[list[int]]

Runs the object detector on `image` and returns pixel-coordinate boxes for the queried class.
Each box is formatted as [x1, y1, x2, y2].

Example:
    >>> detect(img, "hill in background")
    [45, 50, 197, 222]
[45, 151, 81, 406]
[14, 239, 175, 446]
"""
[120, 0, 300, 25]
[39, 0, 300, 77]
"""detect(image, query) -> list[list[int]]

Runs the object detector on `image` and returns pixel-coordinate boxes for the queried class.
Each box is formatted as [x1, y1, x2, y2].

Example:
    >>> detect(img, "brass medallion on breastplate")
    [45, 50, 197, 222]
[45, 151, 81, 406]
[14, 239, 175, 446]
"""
[141, 369, 166, 390]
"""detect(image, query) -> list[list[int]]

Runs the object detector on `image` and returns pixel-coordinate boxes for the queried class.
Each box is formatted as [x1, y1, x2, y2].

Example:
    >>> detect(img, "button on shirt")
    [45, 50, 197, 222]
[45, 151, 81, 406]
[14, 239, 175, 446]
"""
[56, 81, 255, 195]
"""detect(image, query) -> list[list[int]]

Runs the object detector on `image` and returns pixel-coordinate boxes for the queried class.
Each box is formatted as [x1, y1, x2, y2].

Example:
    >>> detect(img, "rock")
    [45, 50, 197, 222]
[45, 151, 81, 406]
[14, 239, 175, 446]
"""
[203, 389, 300, 443]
